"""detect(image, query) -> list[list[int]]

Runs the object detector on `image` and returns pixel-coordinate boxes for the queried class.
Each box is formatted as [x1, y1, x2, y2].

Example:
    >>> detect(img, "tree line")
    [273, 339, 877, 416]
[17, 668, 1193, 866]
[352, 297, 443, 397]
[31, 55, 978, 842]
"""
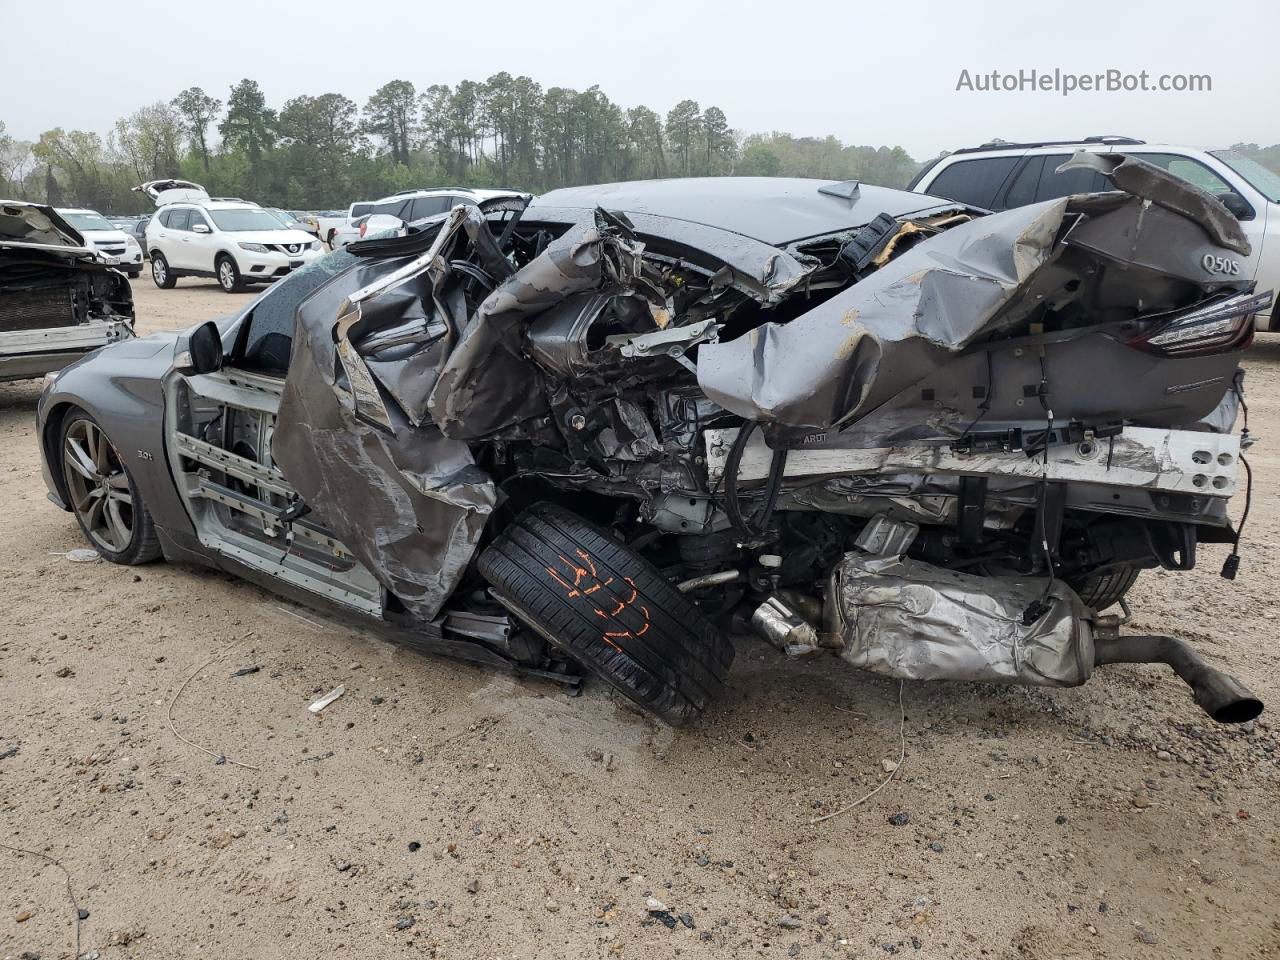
[3, 78, 1278, 215]
[0, 76, 923, 213]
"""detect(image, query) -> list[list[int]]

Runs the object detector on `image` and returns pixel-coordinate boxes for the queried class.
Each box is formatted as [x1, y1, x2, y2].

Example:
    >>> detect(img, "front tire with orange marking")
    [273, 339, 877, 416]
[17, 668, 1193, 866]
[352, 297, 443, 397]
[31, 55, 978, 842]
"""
[478, 502, 734, 725]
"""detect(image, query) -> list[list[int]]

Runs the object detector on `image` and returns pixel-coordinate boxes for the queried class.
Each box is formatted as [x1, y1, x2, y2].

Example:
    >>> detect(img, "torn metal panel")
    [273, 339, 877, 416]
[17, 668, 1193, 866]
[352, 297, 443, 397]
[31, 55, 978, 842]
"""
[696, 199, 1070, 431]
[827, 554, 1094, 686]
[697, 155, 1257, 437]
[1061, 197, 1249, 285]
[426, 211, 646, 439]
[521, 203, 818, 304]
[1058, 151, 1250, 255]
[272, 251, 495, 622]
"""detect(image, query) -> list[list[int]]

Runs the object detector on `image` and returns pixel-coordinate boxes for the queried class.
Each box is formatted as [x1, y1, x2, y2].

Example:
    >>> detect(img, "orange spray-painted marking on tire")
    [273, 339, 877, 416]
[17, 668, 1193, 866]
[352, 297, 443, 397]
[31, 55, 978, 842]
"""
[543, 553, 651, 654]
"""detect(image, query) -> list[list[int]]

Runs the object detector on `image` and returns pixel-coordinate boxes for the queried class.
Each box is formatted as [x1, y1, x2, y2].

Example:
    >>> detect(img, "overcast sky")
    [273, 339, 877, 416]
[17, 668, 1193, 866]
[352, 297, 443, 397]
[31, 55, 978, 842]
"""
[5, 0, 1276, 157]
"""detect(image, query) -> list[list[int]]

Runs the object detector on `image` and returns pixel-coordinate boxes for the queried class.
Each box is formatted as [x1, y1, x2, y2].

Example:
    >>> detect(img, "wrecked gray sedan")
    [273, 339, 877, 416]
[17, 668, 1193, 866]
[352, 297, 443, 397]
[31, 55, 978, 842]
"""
[36, 159, 1268, 725]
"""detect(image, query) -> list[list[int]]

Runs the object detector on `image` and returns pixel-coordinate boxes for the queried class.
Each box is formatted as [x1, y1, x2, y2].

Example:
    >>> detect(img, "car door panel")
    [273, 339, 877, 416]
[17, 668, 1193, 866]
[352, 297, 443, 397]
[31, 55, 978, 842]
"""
[161, 271, 388, 615]
[1249, 203, 1275, 325]
[165, 208, 194, 269]
[186, 210, 216, 273]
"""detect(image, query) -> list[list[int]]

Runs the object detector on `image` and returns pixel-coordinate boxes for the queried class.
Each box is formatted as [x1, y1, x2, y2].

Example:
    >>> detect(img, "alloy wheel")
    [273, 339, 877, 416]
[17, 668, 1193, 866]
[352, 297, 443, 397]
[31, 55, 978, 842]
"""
[152, 258, 166, 284]
[62, 419, 135, 554]
[219, 260, 235, 290]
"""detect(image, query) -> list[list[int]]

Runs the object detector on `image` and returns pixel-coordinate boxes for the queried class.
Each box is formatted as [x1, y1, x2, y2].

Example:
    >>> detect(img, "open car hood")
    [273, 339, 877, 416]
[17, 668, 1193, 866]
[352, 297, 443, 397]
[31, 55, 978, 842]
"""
[134, 179, 211, 207]
[0, 201, 96, 258]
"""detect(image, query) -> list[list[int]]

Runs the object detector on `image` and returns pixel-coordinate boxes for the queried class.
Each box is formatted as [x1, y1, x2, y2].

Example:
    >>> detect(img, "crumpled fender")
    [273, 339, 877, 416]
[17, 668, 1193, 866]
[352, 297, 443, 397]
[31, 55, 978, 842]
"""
[272, 252, 495, 621]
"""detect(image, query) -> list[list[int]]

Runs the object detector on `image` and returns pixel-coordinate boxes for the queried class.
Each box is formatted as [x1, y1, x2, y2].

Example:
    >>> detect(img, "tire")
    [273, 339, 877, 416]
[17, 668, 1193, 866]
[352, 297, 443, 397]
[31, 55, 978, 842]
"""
[151, 252, 176, 289]
[126, 268, 142, 279]
[478, 502, 734, 725]
[216, 254, 245, 293]
[59, 411, 161, 565]
[1068, 565, 1140, 611]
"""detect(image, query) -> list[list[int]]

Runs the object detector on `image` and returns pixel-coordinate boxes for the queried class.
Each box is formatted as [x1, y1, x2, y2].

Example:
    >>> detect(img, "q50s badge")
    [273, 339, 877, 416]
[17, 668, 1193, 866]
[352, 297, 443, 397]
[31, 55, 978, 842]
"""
[1202, 254, 1242, 276]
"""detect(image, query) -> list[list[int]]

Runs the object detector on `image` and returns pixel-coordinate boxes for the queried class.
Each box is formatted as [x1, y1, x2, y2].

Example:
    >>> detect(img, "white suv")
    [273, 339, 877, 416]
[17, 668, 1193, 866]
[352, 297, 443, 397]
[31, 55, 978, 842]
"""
[909, 136, 1280, 328]
[137, 180, 324, 293]
[56, 208, 145, 277]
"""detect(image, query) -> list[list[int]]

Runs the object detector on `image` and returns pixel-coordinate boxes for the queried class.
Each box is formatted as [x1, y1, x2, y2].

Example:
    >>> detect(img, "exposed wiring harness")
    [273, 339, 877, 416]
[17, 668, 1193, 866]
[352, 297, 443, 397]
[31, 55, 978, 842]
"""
[1023, 352, 1057, 624]
[724, 420, 788, 542]
[1223, 370, 1252, 580]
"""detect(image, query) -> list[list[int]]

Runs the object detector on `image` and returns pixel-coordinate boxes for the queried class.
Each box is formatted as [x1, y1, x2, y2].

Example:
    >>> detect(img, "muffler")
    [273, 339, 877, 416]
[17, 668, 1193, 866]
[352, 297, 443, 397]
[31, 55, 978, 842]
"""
[1093, 634, 1263, 724]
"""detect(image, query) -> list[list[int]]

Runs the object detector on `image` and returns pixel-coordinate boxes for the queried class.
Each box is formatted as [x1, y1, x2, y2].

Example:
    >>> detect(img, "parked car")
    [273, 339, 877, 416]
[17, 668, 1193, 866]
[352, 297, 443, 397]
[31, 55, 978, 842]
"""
[909, 136, 1280, 328]
[310, 203, 375, 250]
[265, 208, 311, 233]
[57, 208, 145, 278]
[346, 187, 527, 245]
[36, 168, 1266, 727]
[1, 201, 134, 383]
[128, 216, 151, 258]
[137, 180, 324, 293]
[299, 210, 341, 237]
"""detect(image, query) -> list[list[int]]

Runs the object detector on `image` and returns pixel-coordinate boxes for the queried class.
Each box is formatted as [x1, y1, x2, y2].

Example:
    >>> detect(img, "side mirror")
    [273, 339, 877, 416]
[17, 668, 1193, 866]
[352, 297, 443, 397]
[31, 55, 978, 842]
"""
[179, 321, 224, 375]
[192, 222, 211, 234]
[1218, 192, 1254, 222]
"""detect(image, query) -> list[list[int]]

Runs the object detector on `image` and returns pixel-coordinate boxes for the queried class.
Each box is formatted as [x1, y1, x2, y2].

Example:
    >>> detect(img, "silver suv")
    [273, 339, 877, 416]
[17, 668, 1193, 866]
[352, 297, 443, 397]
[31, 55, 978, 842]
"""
[910, 137, 1280, 328]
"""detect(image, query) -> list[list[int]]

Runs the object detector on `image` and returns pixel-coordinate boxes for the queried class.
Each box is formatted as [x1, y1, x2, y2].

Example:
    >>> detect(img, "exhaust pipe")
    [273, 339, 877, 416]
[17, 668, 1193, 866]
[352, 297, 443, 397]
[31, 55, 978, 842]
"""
[1093, 635, 1263, 724]
[751, 596, 822, 657]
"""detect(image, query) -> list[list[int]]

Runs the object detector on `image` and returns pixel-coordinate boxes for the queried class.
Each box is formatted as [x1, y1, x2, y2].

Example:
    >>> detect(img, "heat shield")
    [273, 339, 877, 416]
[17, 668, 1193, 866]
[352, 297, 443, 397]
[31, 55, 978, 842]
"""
[827, 554, 1094, 687]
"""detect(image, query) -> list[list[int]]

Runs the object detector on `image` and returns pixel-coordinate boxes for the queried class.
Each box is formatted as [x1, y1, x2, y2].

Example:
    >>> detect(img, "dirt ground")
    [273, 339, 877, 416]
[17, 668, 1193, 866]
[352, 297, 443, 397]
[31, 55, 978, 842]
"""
[2, 278, 1278, 960]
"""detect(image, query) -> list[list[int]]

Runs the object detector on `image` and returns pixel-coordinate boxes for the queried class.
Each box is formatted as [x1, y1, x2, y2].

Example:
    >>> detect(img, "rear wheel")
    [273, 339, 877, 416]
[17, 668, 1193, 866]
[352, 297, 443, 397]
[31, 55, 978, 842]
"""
[60, 412, 161, 565]
[151, 252, 175, 289]
[478, 502, 734, 725]
[1068, 565, 1140, 611]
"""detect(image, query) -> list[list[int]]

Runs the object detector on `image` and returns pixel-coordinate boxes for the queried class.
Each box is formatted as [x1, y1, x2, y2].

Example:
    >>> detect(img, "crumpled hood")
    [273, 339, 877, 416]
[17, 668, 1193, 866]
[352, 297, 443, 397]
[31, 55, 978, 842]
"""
[0, 201, 94, 256]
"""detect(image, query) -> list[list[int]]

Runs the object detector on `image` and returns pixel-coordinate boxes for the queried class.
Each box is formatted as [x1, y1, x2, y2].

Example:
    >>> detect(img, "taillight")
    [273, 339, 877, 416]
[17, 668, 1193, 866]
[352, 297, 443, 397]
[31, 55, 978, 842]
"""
[358, 222, 367, 238]
[1128, 290, 1272, 357]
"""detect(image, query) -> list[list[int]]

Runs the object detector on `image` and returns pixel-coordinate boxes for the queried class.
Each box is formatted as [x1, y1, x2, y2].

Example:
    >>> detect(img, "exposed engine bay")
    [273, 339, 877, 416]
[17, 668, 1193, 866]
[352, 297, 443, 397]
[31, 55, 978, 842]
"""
[163, 156, 1269, 725]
